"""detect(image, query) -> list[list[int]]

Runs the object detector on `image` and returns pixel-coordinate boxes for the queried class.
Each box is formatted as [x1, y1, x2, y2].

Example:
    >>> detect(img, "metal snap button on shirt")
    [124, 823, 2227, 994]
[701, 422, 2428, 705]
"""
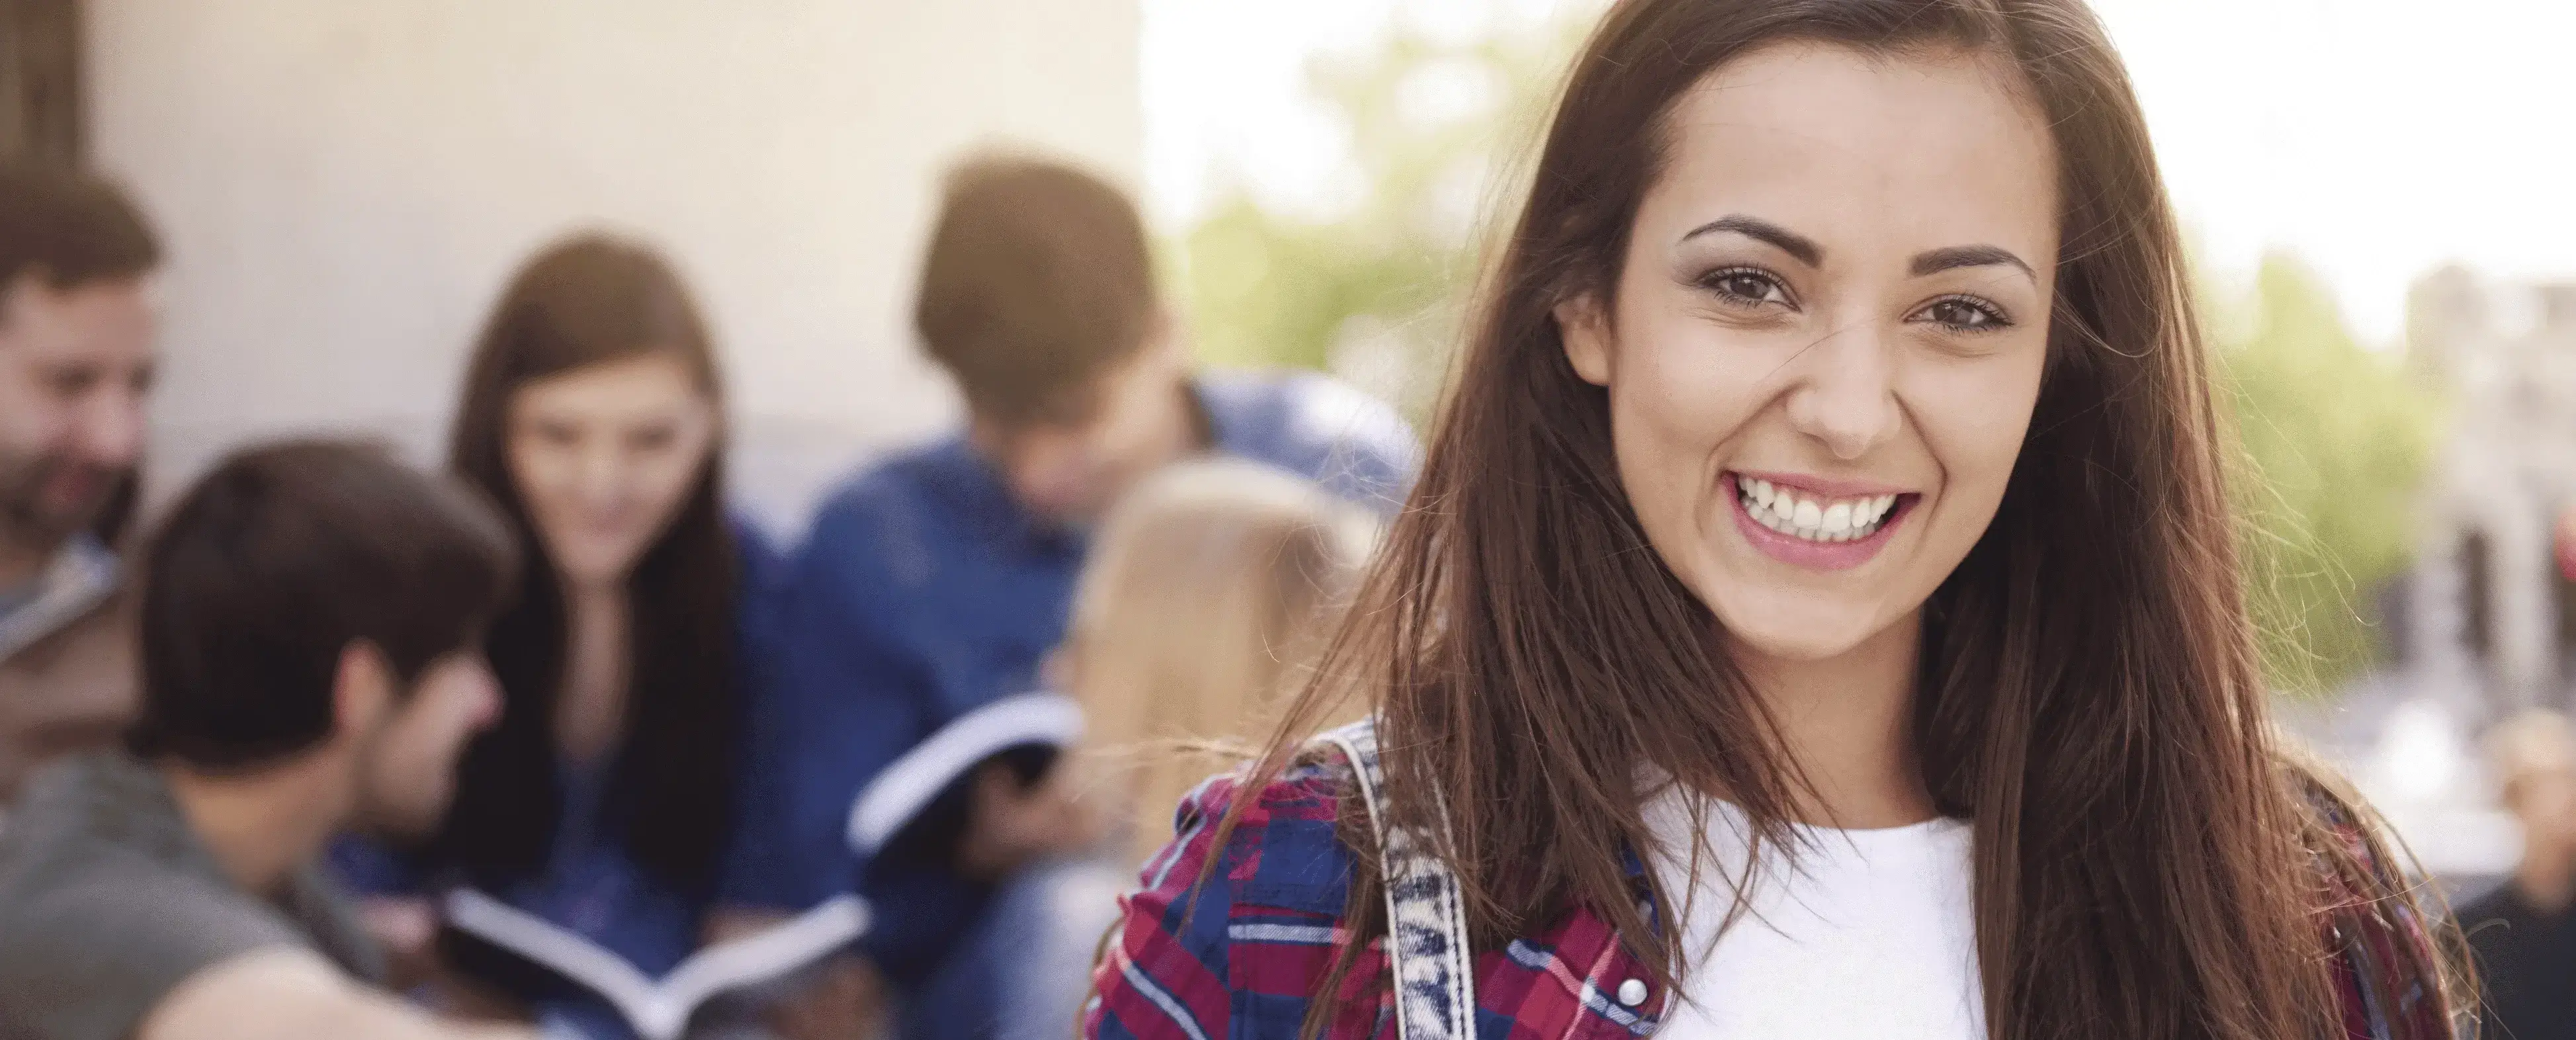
[1617, 978, 1649, 1008]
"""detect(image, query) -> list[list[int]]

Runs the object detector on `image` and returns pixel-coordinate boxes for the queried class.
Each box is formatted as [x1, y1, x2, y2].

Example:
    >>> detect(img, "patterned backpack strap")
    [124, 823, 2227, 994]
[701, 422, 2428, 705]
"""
[1315, 718, 1477, 1040]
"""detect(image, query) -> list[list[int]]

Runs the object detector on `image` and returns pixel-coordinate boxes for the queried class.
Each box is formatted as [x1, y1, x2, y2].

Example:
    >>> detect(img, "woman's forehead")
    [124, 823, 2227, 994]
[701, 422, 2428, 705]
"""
[1646, 42, 2059, 264]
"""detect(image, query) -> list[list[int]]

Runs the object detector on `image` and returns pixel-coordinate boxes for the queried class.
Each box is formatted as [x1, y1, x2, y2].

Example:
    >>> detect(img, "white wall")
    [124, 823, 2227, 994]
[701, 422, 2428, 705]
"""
[86, 0, 1144, 537]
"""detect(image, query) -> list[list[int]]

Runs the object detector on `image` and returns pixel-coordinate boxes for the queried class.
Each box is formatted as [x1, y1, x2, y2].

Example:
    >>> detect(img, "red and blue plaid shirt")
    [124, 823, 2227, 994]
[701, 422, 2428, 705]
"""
[1086, 755, 2450, 1040]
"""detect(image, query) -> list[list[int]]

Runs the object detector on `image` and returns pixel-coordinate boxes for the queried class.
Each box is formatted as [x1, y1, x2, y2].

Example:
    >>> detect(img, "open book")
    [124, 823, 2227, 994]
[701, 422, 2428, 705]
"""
[843, 693, 1084, 866]
[441, 888, 868, 1040]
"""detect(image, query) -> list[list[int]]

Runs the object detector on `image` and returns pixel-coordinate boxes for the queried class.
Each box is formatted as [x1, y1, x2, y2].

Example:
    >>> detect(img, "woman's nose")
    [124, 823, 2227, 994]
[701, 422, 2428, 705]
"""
[1782, 320, 1901, 460]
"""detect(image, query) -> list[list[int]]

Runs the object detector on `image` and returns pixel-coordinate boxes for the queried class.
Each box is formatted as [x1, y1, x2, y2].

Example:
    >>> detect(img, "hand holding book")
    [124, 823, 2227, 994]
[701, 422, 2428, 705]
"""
[955, 750, 1111, 880]
[439, 890, 869, 1040]
[843, 693, 1088, 879]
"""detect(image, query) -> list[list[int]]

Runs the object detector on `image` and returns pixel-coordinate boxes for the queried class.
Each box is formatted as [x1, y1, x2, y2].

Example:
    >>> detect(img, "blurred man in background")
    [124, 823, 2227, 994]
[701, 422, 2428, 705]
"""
[0, 441, 530, 1040]
[720, 153, 1416, 1039]
[2461, 709, 2576, 1040]
[0, 162, 160, 806]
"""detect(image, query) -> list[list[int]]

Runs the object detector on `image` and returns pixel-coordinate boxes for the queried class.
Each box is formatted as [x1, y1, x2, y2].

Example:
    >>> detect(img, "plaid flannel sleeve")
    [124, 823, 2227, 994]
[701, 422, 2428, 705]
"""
[1089, 773, 1251, 1040]
[1088, 763, 1378, 1040]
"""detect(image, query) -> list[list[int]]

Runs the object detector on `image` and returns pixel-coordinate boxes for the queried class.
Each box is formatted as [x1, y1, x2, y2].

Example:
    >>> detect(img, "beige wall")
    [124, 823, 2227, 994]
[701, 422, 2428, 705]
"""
[86, 0, 1143, 535]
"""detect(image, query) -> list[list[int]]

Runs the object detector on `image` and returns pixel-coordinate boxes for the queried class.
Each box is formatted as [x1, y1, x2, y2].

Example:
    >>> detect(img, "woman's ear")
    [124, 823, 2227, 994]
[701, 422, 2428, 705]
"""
[1555, 294, 1615, 388]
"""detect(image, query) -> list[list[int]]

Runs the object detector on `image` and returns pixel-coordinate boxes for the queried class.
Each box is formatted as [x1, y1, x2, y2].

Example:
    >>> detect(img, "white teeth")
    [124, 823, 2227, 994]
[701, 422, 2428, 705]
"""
[1735, 479, 1905, 546]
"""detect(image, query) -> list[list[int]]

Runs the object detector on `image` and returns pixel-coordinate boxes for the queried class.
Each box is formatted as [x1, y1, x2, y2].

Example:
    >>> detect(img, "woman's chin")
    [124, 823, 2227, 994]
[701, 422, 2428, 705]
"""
[1710, 595, 1895, 665]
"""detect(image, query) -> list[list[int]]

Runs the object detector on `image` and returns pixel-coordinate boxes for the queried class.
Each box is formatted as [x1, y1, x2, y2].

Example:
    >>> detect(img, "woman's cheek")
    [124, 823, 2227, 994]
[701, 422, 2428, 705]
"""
[507, 441, 564, 513]
[1630, 326, 1764, 449]
[1913, 349, 2042, 455]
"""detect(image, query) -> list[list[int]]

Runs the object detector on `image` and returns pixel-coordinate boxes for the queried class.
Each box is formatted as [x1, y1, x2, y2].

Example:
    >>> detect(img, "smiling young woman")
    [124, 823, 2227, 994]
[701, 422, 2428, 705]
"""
[1083, 1, 2462, 1039]
[325, 236, 794, 1039]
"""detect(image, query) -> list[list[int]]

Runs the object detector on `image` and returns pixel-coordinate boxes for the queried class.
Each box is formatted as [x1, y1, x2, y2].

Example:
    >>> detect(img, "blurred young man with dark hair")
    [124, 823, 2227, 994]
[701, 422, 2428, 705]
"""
[0, 440, 535, 1040]
[0, 161, 161, 803]
[719, 154, 1416, 1037]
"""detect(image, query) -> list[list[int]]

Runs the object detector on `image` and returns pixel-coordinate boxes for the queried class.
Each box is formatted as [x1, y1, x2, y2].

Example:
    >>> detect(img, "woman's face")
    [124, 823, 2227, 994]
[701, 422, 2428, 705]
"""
[1559, 42, 2059, 665]
[505, 354, 716, 589]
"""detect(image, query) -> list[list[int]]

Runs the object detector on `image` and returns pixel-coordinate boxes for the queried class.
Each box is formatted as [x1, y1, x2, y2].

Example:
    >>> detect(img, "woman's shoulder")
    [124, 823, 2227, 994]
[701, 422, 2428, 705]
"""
[2278, 761, 2460, 1039]
[726, 511, 787, 582]
[1088, 753, 1372, 1039]
[1146, 752, 1365, 917]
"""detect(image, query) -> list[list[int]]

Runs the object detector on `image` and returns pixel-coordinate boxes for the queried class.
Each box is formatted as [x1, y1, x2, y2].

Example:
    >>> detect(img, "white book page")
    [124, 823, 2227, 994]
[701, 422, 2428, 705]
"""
[660, 896, 870, 1013]
[844, 693, 1083, 854]
[443, 890, 870, 1040]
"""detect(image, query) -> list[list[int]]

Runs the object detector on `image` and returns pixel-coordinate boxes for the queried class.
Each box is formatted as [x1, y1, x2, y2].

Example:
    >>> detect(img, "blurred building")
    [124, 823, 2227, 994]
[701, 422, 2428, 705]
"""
[52, 0, 1143, 538]
[2404, 268, 2576, 718]
[2284, 269, 2576, 881]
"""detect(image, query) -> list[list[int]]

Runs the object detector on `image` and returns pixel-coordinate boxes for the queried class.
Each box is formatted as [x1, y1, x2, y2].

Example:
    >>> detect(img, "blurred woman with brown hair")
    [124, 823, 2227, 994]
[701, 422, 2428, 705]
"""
[331, 234, 791, 1040]
[1086, 1, 2462, 1037]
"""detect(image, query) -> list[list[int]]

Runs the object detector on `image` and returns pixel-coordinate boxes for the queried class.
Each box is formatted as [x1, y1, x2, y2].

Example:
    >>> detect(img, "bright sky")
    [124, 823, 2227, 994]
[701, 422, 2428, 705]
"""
[1140, 0, 2576, 345]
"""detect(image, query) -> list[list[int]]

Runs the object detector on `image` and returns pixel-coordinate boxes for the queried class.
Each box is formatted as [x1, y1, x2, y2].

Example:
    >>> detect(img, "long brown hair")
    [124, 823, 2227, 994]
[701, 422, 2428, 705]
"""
[1230, 1, 2462, 1037]
[433, 233, 743, 894]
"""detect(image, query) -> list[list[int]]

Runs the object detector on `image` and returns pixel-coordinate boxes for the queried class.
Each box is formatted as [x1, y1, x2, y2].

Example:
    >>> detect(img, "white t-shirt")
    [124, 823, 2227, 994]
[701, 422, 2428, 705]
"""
[1640, 785, 1984, 1039]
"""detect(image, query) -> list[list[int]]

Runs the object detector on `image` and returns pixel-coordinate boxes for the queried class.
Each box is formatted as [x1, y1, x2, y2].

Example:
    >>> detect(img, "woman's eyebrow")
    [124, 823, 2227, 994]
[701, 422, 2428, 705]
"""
[1680, 214, 1823, 268]
[1680, 216, 2037, 286]
[1911, 244, 2036, 283]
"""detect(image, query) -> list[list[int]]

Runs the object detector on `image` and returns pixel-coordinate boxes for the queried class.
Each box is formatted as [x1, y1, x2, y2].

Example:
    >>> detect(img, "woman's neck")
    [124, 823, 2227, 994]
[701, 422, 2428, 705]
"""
[1733, 613, 1934, 829]
[555, 577, 631, 767]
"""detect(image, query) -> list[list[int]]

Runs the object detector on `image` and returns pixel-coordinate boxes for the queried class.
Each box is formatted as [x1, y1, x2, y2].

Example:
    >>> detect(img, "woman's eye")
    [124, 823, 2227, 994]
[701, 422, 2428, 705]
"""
[1703, 269, 1789, 308]
[1920, 296, 2010, 332]
[629, 427, 679, 453]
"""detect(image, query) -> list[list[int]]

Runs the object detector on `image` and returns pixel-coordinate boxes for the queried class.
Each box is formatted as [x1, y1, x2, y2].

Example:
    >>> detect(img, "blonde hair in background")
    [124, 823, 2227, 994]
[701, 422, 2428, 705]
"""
[1064, 460, 1379, 867]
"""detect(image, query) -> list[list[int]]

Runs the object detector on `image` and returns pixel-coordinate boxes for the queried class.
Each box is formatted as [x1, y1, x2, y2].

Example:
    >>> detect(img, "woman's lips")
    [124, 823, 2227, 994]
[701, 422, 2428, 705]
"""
[1727, 471, 1918, 572]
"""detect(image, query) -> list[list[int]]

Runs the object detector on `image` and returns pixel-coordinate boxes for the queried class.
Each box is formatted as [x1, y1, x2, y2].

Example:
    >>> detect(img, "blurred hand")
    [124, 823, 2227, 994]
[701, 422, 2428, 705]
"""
[351, 896, 532, 1023]
[355, 896, 442, 991]
[957, 759, 1110, 881]
[703, 912, 888, 1040]
[770, 954, 887, 1040]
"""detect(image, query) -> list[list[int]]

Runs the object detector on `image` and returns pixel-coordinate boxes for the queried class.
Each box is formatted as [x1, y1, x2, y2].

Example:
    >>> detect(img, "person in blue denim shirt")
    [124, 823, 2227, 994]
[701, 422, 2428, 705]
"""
[329, 235, 787, 1040]
[716, 155, 1417, 1040]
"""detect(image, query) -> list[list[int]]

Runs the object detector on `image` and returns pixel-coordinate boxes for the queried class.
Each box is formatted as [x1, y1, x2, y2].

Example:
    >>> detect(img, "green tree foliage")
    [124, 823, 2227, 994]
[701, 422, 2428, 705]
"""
[2217, 256, 2440, 693]
[1175, 19, 2440, 695]
[1176, 17, 1584, 415]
